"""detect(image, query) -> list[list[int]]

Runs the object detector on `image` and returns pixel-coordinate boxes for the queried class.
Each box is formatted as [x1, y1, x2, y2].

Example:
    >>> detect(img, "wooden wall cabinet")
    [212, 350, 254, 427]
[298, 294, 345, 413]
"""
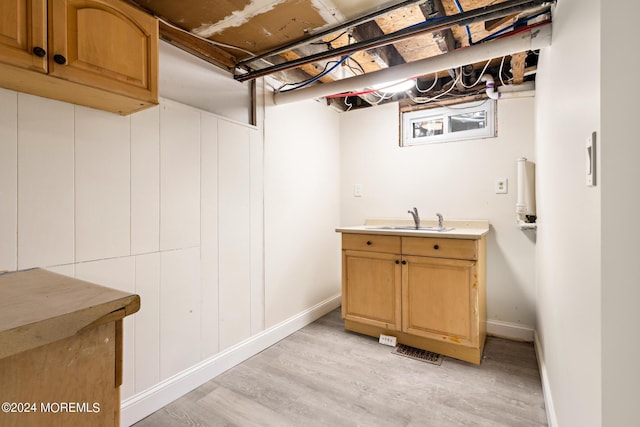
[341, 232, 487, 364]
[0, 0, 158, 115]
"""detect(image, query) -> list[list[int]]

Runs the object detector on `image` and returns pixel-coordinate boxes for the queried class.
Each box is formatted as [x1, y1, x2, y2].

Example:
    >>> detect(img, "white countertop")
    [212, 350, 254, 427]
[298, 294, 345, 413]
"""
[336, 219, 489, 240]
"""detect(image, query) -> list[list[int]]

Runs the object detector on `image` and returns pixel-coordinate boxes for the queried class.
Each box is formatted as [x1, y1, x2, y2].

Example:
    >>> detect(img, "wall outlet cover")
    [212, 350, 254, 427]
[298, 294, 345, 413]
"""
[379, 334, 397, 347]
[495, 178, 508, 194]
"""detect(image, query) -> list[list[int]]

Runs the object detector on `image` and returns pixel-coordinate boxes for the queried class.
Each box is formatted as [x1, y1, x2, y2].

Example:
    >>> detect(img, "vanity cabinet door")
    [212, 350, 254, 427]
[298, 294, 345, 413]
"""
[401, 255, 478, 347]
[0, 0, 47, 72]
[342, 250, 402, 331]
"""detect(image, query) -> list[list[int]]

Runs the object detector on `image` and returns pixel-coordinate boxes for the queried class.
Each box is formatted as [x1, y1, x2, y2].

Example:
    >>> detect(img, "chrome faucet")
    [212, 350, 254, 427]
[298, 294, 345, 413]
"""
[436, 213, 444, 230]
[408, 207, 420, 229]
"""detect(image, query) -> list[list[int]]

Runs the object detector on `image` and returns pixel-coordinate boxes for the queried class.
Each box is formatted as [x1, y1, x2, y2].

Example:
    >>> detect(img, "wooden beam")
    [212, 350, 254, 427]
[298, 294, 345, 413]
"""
[420, 0, 457, 53]
[420, 0, 462, 91]
[352, 21, 406, 67]
[484, 14, 517, 32]
[159, 21, 237, 72]
[510, 51, 527, 84]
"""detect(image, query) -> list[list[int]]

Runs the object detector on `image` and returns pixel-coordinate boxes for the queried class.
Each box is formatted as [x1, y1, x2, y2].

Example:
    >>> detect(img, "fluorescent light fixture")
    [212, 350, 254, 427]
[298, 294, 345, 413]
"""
[371, 78, 415, 93]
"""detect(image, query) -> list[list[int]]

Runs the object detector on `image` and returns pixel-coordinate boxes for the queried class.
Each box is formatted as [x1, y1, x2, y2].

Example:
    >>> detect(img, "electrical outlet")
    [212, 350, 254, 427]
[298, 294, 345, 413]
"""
[495, 178, 508, 194]
[379, 334, 397, 347]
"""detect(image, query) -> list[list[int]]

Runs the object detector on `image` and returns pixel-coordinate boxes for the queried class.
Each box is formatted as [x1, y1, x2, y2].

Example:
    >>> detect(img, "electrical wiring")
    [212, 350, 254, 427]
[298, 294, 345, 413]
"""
[498, 55, 509, 86]
[459, 58, 492, 88]
[407, 71, 461, 104]
[279, 55, 352, 92]
[344, 97, 353, 112]
[346, 57, 366, 75]
[275, 58, 341, 91]
[310, 31, 348, 47]
[416, 73, 439, 93]
[324, 77, 416, 99]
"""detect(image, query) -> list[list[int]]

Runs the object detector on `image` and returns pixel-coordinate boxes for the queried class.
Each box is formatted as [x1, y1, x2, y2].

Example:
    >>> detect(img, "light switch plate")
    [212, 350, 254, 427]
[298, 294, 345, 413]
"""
[354, 183, 363, 197]
[495, 178, 508, 194]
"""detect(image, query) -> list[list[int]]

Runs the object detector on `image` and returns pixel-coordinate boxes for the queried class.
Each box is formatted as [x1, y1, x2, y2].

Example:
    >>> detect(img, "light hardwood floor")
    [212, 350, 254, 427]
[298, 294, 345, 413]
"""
[134, 308, 547, 427]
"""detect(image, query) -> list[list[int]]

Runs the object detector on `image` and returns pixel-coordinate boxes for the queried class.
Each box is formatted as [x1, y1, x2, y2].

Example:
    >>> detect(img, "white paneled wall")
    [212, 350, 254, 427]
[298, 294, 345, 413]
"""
[131, 107, 160, 255]
[159, 247, 202, 379]
[218, 120, 252, 350]
[159, 103, 201, 251]
[200, 114, 219, 358]
[17, 94, 75, 269]
[0, 92, 264, 406]
[0, 89, 17, 271]
[75, 107, 131, 262]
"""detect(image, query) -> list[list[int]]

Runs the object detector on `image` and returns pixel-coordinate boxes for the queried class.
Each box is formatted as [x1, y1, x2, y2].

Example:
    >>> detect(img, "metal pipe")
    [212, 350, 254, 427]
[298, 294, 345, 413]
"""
[273, 23, 551, 105]
[236, 0, 429, 69]
[235, 0, 553, 82]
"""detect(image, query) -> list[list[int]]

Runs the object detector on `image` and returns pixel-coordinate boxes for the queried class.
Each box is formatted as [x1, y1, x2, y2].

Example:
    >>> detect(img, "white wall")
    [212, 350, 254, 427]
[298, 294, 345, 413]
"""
[534, 0, 602, 425]
[0, 89, 268, 422]
[264, 97, 342, 328]
[159, 41, 253, 125]
[601, 3, 640, 427]
[0, 50, 343, 424]
[340, 99, 537, 336]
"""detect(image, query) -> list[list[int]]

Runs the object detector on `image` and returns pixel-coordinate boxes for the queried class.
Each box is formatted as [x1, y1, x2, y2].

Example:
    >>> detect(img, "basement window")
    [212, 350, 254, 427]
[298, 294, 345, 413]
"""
[401, 100, 496, 146]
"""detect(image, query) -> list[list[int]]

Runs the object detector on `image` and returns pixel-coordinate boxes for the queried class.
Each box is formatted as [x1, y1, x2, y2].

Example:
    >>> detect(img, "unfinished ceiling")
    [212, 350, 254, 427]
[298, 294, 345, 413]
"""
[129, 0, 554, 111]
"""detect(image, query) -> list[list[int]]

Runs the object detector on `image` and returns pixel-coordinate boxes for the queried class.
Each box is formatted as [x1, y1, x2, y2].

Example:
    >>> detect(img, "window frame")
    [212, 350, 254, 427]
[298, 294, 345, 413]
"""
[400, 100, 496, 147]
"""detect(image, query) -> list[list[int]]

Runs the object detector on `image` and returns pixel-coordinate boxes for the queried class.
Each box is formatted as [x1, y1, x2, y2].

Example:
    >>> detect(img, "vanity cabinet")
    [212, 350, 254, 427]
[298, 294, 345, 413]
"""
[341, 232, 486, 364]
[342, 234, 402, 331]
[0, 0, 158, 115]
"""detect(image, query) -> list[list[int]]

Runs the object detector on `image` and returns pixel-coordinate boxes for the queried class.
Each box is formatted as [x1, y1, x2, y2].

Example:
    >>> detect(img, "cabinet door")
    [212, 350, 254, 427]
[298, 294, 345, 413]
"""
[0, 0, 47, 72]
[48, 0, 158, 102]
[402, 255, 478, 346]
[342, 250, 402, 331]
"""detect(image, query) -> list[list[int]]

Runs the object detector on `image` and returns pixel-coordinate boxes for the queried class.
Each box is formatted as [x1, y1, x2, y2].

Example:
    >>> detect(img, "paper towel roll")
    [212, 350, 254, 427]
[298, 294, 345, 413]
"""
[516, 157, 536, 218]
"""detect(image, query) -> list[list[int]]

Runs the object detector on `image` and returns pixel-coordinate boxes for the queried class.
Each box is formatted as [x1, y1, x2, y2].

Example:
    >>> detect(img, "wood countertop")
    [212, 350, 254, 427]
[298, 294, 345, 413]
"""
[0, 268, 140, 360]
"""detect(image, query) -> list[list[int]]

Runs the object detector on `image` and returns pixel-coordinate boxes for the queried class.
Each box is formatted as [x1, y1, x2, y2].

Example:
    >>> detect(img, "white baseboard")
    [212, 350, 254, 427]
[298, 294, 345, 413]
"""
[486, 319, 535, 342]
[534, 331, 557, 427]
[121, 294, 342, 426]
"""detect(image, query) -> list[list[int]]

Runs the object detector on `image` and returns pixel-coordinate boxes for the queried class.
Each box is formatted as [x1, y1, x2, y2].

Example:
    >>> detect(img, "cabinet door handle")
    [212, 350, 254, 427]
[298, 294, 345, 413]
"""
[32, 47, 47, 57]
[366, 241, 372, 245]
[53, 54, 67, 65]
[433, 244, 439, 250]
[401, 260, 407, 265]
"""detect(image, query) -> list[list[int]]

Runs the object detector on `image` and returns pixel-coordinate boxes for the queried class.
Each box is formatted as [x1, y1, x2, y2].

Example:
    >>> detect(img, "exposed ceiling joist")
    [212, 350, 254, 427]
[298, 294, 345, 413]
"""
[273, 23, 551, 104]
[235, 0, 551, 82]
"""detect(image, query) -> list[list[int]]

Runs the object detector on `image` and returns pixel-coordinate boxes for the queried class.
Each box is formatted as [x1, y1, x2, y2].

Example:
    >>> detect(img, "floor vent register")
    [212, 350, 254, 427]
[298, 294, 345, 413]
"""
[392, 344, 444, 366]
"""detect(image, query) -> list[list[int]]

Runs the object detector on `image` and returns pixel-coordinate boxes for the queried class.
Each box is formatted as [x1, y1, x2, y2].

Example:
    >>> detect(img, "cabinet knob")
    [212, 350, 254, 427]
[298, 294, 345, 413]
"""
[53, 54, 67, 65]
[366, 241, 372, 245]
[401, 260, 407, 265]
[433, 244, 439, 250]
[32, 47, 47, 57]
[395, 260, 399, 264]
